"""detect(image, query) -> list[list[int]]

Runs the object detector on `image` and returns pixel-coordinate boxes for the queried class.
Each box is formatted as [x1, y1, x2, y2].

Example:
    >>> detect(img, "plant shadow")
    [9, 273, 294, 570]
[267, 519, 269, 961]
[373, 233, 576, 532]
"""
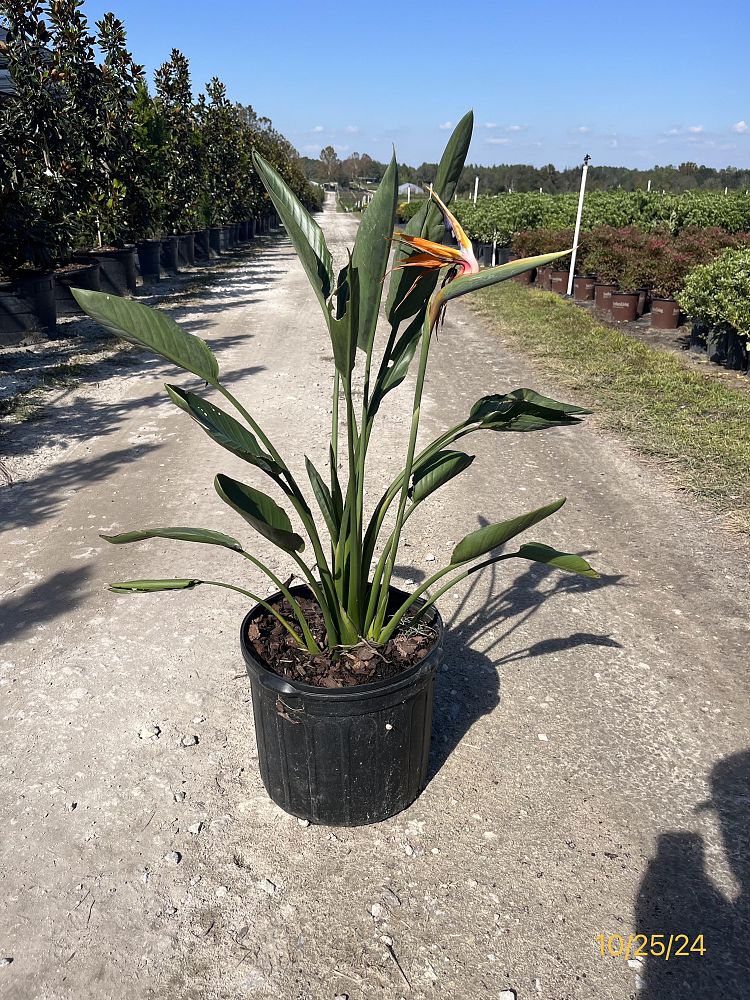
[424, 554, 624, 783]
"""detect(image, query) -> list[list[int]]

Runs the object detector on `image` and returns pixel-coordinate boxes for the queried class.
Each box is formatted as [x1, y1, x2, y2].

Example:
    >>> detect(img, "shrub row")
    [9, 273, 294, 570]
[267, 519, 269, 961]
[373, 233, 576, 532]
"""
[453, 190, 750, 245]
[0, 2, 321, 276]
[513, 225, 749, 299]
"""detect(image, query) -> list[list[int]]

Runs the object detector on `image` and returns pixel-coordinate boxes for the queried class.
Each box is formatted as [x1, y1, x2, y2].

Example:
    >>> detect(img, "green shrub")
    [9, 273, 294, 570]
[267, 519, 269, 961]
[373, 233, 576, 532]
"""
[679, 248, 750, 335]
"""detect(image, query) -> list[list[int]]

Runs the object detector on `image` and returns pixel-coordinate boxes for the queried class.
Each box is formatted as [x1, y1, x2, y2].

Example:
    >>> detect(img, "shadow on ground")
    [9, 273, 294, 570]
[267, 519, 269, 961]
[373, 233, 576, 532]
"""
[0, 565, 93, 644]
[425, 555, 623, 783]
[634, 749, 750, 999]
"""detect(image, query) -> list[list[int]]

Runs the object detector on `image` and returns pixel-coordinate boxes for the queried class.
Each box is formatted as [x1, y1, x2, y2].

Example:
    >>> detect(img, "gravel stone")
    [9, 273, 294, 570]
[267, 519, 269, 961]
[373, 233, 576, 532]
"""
[163, 851, 181, 866]
[180, 735, 199, 747]
[138, 725, 161, 740]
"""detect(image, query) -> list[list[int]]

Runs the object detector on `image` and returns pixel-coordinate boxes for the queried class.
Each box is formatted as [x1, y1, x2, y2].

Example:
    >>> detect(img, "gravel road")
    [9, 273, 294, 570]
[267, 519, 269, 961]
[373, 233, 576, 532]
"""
[1, 198, 748, 1000]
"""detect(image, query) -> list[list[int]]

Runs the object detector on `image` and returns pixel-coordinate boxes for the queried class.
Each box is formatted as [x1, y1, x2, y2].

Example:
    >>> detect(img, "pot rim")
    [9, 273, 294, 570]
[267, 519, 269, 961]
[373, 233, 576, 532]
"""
[240, 584, 444, 700]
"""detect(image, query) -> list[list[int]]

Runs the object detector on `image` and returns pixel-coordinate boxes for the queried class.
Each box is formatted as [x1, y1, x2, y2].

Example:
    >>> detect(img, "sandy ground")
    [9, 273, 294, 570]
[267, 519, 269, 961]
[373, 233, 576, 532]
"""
[1, 198, 748, 1000]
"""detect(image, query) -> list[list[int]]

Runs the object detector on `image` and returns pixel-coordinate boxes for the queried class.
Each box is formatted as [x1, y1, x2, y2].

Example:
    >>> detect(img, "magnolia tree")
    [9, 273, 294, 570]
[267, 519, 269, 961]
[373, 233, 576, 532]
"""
[0, 0, 85, 271]
[154, 48, 203, 233]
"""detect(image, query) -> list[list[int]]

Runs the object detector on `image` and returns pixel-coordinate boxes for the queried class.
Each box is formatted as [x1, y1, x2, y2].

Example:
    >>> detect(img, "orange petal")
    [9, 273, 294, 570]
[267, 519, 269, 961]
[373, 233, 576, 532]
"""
[430, 189, 472, 252]
[393, 254, 448, 270]
[392, 232, 464, 263]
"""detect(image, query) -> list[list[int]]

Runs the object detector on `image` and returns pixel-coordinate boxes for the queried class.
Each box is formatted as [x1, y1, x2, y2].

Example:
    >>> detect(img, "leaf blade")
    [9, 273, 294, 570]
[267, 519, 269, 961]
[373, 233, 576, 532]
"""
[352, 153, 398, 353]
[165, 385, 282, 475]
[109, 578, 202, 592]
[72, 288, 219, 384]
[451, 498, 566, 564]
[215, 474, 304, 553]
[252, 151, 333, 318]
[102, 527, 244, 551]
[410, 450, 474, 504]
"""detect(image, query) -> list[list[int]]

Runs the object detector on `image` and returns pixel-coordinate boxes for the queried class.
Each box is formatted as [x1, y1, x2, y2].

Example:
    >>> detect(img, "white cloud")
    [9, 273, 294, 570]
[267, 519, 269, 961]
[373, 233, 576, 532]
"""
[718, 142, 737, 150]
[664, 127, 680, 135]
[344, 125, 359, 133]
[732, 120, 749, 134]
[575, 126, 591, 134]
[311, 125, 324, 133]
[687, 125, 704, 133]
[483, 121, 498, 128]
[609, 139, 619, 148]
[487, 137, 511, 145]
[506, 124, 527, 132]
[439, 121, 453, 130]
[333, 144, 350, 152]
[303, 144, 320, 152]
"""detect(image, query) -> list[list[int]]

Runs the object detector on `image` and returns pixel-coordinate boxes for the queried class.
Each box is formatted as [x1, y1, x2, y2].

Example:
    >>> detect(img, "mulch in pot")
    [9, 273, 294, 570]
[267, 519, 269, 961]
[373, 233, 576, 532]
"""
[246, 592, 435, 688]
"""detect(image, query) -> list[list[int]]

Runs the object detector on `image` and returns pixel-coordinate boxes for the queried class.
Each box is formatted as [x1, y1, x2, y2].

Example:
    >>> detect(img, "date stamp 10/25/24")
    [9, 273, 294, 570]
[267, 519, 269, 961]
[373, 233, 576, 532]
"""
[596, 934, 706, 961]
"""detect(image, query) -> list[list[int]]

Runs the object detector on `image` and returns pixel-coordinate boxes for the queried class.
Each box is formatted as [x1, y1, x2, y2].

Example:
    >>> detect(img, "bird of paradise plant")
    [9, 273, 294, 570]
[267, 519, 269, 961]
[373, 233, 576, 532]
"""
[73, 111, 598, 656]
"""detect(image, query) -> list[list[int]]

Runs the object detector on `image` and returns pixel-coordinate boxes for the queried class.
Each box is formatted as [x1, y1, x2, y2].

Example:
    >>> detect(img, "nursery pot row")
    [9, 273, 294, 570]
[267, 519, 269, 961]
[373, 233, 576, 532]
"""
[240, 586, 444, 826]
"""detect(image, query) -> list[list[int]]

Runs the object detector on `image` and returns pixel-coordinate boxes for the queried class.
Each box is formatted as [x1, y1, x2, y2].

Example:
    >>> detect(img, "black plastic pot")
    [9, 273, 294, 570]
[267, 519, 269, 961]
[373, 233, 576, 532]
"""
[706, 324, 729, 364]
[160, 235, 180, 273]
[689, 322, 708, 353]
[74, 247, 137, 295]
[17, 272, 57, 331]
[54, 262, 101, 315]
[240, 586, 443, 826]
[194, 229, 211, 260]
[725, 328, 747, 370]
[219, 226, 231, 251]
[136, 239, 162, 283]
[0, 275, 56, 343]
[209, 227, 223, 255]
[177, 233, 195, 267]
[247, 219, 256, 239]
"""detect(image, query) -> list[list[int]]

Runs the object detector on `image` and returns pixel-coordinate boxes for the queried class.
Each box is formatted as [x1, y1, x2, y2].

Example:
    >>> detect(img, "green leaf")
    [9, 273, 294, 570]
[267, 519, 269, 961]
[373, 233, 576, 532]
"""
[72, 288, 219, 384]
[109, 578, 201, 592]
[451, 498, 566, 564]
[440, 250, 571, 305]
[352, 153, 398, 354]
[386, 111, 473, 324]
[369, 313, 423, 417]
[409, 450, 474, 504]
[102, 527, 243, 551]
[468, 388, 591, 432]
[252, 151, 333, 319]
[305, 456, 339, 543]
[506, 543, 599, 578]
[165, 385, 282, 475]
[215, 474, 304, 553]
[328, 259, 359, 375]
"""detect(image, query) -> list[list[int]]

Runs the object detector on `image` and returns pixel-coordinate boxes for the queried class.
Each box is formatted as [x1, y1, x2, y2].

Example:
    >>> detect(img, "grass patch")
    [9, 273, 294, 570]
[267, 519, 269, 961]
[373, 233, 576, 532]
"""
[470, 282, 750, 531]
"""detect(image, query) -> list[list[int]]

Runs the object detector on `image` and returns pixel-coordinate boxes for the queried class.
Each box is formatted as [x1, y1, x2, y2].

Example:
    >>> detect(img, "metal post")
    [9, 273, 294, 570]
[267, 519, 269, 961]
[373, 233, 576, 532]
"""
[473, 176, 479, 204]
[647, 178, 651, 192]
[407, 186, 411, 203]
[566, 155, 591, 297]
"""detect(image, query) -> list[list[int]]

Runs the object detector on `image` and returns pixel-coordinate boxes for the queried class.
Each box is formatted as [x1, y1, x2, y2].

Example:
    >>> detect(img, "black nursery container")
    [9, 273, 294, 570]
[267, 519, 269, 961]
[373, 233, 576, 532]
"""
[240, 586, 443, 826]
[136, 239, 162, 283]
[160, 235, 180, 273]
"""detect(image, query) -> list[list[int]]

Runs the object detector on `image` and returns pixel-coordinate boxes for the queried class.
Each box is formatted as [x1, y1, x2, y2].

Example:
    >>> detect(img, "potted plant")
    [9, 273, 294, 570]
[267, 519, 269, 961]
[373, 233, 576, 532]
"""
[73, 114, 597, 826]
[610, 247, 648, 323]
[649, 247, 691, 330]
[582, 227, 620, 316]
[72, 13, 143, 295]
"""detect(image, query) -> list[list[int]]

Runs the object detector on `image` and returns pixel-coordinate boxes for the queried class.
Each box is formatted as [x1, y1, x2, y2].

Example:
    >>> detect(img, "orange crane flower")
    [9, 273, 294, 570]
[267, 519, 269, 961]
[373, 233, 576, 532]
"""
[392, 189, 479, 281]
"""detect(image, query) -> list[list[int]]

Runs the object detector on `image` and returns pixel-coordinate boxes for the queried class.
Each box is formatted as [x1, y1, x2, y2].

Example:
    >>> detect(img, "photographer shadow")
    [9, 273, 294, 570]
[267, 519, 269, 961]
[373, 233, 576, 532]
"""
[424, 555, 623, 782]
[634, 749, 750, 999]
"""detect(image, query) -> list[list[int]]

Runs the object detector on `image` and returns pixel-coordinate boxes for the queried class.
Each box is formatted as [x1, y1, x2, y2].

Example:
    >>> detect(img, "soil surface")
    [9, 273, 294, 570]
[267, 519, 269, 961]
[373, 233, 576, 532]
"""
[247, 593, 435, 688]
[1, 196, 748, 1000]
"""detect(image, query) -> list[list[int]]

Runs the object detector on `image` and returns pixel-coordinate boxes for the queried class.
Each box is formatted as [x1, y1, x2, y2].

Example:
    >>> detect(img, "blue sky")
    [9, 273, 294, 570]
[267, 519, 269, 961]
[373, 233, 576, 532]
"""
[81, 0, 749, 169]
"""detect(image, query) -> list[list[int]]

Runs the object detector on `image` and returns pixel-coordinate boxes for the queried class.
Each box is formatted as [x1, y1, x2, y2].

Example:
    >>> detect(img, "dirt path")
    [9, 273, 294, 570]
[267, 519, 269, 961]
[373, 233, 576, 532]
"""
[1, 199, 748, 1000]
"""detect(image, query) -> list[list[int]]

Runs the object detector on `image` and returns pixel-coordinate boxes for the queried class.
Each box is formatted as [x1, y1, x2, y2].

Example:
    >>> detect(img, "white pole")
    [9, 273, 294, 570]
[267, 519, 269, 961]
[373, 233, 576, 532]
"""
[492, 238, 497, 267]
[407, 186, 411, 203]
[647, 178, 651, 192]
[473, 176, 479, 204]
[566, 155, 590, 297]
[725, 186, 728, 195]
